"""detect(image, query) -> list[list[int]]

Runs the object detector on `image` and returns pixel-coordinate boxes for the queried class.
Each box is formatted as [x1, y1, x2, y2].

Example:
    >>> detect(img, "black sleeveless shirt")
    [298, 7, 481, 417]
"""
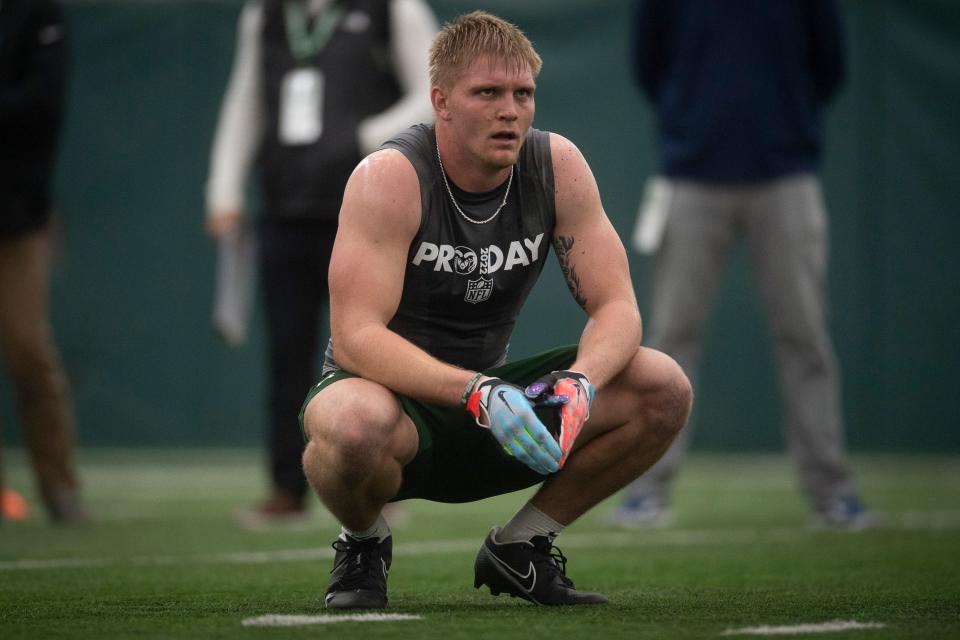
[324, 123, 556, 373]
[258, 0, 401, 220]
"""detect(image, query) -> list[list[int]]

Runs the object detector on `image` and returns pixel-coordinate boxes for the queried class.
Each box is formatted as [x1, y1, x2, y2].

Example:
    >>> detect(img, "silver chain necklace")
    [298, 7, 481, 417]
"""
[436, 140, 513, 225]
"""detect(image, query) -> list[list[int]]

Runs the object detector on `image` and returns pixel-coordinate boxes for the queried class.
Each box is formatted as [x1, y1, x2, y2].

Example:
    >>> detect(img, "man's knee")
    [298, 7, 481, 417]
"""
[302, 382, 403, 470]
[630, 350, 693, 445]
[653, 362, 693, 443]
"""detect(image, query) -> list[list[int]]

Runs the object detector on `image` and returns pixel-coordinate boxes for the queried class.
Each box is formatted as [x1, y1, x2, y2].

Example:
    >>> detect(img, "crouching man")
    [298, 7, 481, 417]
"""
[300, 11, 692, 608]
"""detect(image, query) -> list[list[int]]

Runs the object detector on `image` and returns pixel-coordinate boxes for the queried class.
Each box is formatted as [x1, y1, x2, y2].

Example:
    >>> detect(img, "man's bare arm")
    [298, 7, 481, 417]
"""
[550, 133, 642, 390]
[329, 149, 477, 406]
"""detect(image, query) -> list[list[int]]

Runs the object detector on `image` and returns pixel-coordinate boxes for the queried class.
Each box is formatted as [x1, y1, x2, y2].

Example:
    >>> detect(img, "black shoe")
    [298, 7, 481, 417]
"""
[46, 490, 91, 525]
[324, 534, 391, 610]
[474, 527, 608, 606]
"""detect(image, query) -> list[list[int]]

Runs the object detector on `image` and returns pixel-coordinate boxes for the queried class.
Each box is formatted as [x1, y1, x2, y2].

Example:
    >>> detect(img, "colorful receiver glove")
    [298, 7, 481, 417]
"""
[466, 377, 563, 475]
[524, 370, 594, 468]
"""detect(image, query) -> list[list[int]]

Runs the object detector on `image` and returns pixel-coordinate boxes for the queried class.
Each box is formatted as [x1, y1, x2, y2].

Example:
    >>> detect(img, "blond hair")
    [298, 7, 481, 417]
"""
[429, 11, 543, 89]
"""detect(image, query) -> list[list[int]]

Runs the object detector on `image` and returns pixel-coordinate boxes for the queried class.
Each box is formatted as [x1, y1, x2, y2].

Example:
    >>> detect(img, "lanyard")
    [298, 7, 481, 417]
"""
[283, 1, 345, 62]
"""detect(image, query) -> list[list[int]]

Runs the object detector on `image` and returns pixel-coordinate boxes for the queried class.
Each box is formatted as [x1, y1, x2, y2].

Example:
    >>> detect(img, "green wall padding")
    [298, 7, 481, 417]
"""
[1, 0, 957, 450]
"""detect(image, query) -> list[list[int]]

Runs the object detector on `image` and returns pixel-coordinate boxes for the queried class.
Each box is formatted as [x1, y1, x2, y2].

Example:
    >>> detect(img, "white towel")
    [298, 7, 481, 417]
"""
[212, 227, 257, 347]
[631, 176, 673, 255]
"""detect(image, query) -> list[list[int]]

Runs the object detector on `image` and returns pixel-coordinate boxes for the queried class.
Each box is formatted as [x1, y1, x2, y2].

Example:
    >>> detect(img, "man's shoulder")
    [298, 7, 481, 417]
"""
[339, 147, 421, 250]
[542, 130, 575, 151]
[381, 123, 434, 157]
[379, 123, 437, 189]
[544, 132, 600, 216]
[544, 132, 589, 180]
[354, 147, 419, 188]
[345, 148, 421, 220]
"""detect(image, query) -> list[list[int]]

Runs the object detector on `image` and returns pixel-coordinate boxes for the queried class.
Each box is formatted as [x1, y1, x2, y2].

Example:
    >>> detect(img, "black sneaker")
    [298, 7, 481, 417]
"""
[324, 534, 392, 609]
[474, 527, 608, 606]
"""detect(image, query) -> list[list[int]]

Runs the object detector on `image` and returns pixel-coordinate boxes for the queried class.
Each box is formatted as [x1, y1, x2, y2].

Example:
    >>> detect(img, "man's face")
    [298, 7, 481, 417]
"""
[436, 56, 536, 172]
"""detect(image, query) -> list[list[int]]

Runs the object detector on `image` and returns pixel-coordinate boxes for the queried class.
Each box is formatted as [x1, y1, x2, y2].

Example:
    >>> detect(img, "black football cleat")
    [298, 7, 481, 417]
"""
[474, 527, 608, 606]
[324, 534, 391, 610]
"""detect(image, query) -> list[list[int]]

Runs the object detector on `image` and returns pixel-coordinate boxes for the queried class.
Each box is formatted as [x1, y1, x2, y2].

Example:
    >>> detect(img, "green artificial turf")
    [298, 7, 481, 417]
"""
[1, 450, 957, 639]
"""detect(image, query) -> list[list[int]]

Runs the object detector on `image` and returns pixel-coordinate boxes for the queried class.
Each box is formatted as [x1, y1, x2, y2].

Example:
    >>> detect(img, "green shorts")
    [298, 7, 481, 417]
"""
[299, 344, 577, 503]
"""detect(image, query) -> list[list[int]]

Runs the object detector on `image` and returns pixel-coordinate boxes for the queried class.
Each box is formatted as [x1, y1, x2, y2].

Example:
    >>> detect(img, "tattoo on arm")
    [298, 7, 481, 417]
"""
[554, 235, 587, 309]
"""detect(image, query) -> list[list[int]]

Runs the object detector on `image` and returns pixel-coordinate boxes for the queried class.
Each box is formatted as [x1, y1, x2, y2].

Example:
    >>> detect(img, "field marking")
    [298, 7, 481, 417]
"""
[0, 526, 866, 571]
[3, 510, 959, 572]
[896, 510, 960, 530]
[0, 528, 801, 572]
[0, 557, 110, 570]
[241, 613, 422, 627]
[722, 620, 886, 635]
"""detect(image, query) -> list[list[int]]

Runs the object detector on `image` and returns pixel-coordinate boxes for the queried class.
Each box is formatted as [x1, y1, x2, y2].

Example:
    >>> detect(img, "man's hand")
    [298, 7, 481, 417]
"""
[524, 371, 594, 468]
[206, 210, 244, 239]
[466, 378, 562, 475]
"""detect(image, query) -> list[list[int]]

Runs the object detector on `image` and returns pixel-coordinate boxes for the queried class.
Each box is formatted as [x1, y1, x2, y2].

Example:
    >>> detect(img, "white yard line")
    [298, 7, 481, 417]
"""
[721, 620, 886, 635]
[241, 613, 422, 627]
[0, 557, 111, 570]
[896, 510, 960, 530]
[3, 510, 958, 572]
[0, 528, 797, 572]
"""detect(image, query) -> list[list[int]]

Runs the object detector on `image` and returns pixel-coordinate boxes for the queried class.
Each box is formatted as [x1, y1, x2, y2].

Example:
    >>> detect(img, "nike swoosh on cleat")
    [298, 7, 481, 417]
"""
[488, 550, 537, 593]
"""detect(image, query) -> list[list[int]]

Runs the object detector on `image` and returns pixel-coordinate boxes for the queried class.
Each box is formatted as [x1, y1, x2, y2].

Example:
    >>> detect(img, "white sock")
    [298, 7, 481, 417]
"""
[341, 512, 391, 542]
[498, 502, 565, 543]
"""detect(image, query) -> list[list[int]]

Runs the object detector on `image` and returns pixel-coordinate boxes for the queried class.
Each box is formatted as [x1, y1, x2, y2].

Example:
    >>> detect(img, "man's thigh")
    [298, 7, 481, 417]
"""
[648, 181, 737, 347]
[302, 345, 579, 504]
[300, 374, 415, 452]
[744, 174, 829, 339]
[574, 346, 687, 450]
[396, 344, 578, 503]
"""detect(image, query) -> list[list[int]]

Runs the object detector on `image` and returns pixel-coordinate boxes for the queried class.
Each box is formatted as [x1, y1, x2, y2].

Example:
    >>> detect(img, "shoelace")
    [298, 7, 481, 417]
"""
[330, 538, 384, 589]
[531, 537, 574, 587]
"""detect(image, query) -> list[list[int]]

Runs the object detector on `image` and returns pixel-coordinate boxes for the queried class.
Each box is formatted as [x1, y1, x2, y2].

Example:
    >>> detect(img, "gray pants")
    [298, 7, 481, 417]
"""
[631, 174, 854, 511]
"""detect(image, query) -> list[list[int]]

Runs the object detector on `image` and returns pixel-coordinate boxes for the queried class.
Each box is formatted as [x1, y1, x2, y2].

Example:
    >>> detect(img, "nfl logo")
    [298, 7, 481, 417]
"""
[464, 277, 493, 304]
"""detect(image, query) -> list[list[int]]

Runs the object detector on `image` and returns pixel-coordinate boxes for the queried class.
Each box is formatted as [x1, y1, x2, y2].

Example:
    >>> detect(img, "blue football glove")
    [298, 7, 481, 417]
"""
[524, 370, 594, 468]
[466, 377, 563, 475]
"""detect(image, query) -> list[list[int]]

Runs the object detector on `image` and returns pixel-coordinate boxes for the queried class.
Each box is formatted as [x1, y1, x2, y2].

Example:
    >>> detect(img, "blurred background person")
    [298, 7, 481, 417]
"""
[204, 0, 437, 526]
[1, 0, 86, 524]
[612, 0, 876, 530]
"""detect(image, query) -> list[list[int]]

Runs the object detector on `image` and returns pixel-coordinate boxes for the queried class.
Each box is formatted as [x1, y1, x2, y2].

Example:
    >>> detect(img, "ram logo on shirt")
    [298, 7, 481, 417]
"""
[410, 233, 545, 304]
[411, 233, 544, 275]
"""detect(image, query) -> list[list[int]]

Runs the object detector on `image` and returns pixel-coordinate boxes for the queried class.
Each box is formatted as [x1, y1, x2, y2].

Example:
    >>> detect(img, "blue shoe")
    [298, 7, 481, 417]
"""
[609, 494, 672, 529]
[813, 496, 879, 531]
